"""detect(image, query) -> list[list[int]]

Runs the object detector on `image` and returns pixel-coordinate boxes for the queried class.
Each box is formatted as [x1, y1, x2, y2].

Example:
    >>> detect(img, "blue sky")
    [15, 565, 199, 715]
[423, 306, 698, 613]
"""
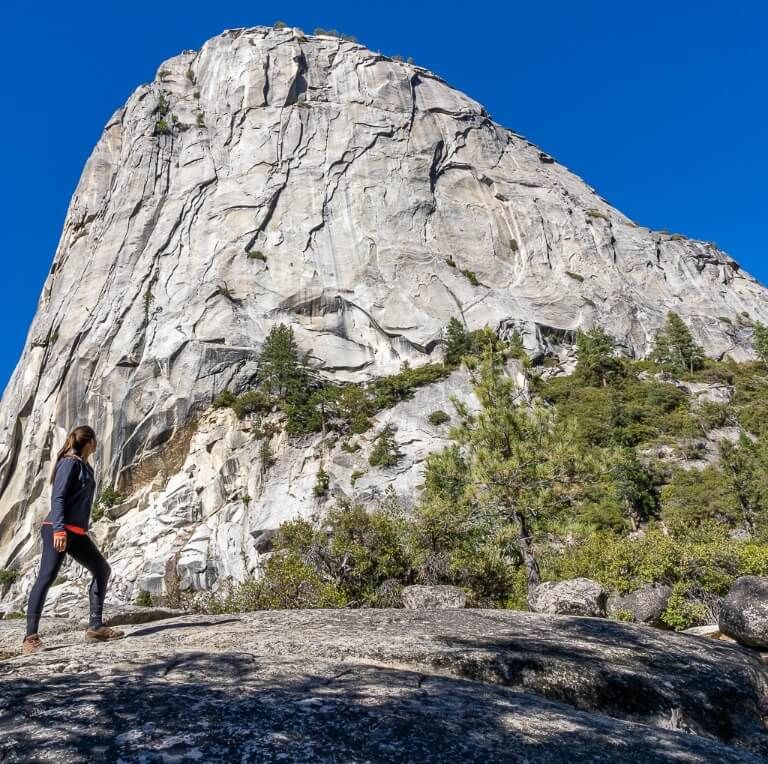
[1, 0, 766, 394]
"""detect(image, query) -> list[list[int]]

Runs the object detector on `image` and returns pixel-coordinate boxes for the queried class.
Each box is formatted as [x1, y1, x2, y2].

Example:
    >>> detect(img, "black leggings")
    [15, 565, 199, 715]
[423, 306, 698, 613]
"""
[26, 524, 111, 637]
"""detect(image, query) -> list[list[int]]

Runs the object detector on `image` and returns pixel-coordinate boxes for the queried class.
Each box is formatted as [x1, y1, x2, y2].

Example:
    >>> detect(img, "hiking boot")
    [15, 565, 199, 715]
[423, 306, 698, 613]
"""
[22, 634, 42, 654]
[85, 625, 125, 642]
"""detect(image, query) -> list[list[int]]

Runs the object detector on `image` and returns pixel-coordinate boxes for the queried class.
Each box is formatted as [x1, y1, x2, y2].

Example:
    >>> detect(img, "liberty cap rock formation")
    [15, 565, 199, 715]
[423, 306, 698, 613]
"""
[1, 25, 767, 611]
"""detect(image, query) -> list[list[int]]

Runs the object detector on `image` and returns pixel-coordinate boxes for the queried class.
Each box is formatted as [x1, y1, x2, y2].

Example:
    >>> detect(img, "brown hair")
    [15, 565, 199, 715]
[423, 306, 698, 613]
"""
[49, 425, 97, 483]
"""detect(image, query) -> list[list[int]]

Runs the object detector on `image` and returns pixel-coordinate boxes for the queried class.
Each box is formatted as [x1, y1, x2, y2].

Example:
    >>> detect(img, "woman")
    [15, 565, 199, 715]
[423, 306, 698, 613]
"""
[22, 425, 124, 654]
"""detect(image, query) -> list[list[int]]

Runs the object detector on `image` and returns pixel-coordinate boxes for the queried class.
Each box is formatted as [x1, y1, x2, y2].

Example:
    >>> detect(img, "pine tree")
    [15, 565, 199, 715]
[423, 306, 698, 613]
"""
[368, 424, 401, 467]
[652, 312, 705, 374]
[574, 327, 623, 387]
[444, 317, 471, 366]
[449, 344, 584, 599]
[257, 323, 310, 401]
[719, 434, 768, 536]
[603, 446, 659, 531]
[754, 321, 768, 368]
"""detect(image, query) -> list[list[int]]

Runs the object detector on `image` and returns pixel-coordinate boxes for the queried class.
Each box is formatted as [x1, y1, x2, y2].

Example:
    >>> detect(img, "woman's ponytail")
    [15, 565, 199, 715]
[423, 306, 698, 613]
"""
[49, 425, 96, 483]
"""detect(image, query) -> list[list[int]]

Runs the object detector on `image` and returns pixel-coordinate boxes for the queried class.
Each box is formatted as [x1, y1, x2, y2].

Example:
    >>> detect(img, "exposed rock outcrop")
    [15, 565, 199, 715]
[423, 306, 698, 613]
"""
[1, 609, 767, 762]
[1, 25, 767, 609]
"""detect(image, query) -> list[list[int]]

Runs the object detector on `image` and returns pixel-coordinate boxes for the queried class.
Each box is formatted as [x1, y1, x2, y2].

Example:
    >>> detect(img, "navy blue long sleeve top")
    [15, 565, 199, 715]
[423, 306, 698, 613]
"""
[44, 455, 96, 533]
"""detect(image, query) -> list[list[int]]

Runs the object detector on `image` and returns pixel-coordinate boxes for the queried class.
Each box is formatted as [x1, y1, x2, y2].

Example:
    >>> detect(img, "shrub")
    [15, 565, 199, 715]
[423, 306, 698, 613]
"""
[340, 439, 361, 453]
[350, 469, 365, 485]
[246, 250, 267, 261]
[274, 20, 287, 29]
[196, 112, 205, 127]
[460, 268, 479, 286]
[3, 612, 24, 619]
[0, 569, 19, 586]
[153, 93, 170, 116]
[428, 410, 450, 426]
[93, 486, 124, 521]
[159, 68, 172, 80]
[214, 389, 238, 409]
[314, 467, 330, 497]
[368, 363, 450, 410]
[135, 590, 153, 607]
[259, 440, 276, 469]
[232, 390, 270, 419]
[153, 119, 171, 136]
[313, 27, 357, 42]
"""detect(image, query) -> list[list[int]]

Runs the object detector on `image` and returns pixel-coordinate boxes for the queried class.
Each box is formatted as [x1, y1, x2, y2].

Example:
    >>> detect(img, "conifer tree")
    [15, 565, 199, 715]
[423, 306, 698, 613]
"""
[368, 424, 401, 467]
[574, 327, 623, 387]
[652, 312, 705, 374]
[444, 316, 471, 366]
[449, 344, 585, 599]
[754, 321, 768, 368]
[257, 323, 310, 401]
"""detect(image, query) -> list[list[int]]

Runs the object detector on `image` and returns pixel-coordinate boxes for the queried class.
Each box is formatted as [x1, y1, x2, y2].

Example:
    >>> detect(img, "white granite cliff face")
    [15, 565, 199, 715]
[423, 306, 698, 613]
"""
[1, 26, 766, 611]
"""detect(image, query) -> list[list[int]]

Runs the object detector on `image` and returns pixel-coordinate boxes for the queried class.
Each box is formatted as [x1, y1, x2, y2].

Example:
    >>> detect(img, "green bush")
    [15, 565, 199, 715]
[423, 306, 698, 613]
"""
[94, 486, 124, 522]
[259, 440, 276, 469]
[232, 390, 271, 419]
[214, 389, 238, 409]
[153, 119, 172, 136]
[246, 250, 267, 262]
[135, 590, 153, 607]
[0, 569, 19, 586]
[351, 469, 365, 485]
[3, 611, 24, 620]
[428, 410, 450, 426]
[460, 268, 479, 286]
[314, 467, 330, 497]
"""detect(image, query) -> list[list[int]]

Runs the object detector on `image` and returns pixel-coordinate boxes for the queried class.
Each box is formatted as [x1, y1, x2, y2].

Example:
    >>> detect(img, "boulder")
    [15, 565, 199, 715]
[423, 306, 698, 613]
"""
[719, 576, 768, 648]
[607, 584, 672, 625]
[529, 578, 607, 617]
[402, 585, 467, 609]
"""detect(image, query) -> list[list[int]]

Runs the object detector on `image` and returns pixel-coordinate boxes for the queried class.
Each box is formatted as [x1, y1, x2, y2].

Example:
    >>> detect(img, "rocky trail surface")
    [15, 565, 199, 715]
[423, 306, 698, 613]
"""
[1, 609, 767, 762]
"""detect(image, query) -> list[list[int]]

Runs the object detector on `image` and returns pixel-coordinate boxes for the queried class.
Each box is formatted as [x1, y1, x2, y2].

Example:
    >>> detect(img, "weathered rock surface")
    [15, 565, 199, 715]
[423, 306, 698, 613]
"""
[607, 584, 672, 625]
[402, 584, 467, 609]
[720, 576, 768, 649]
[1, 25, 768, 612]
[1, 609, 767, 762]
[529, 577, 608, 617]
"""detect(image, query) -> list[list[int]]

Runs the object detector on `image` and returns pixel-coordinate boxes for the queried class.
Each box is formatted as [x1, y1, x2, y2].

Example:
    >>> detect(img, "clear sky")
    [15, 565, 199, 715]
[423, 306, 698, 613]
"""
[1, 0, 766, 395]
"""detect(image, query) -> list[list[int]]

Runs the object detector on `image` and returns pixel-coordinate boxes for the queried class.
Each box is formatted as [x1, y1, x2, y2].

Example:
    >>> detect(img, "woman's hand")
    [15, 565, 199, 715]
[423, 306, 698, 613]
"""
[53, 532, 67, 553]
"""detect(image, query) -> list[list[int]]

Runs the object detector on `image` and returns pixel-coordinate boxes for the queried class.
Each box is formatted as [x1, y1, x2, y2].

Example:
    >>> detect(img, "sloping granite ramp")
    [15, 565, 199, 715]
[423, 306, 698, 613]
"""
[1, 609, 766, 762]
